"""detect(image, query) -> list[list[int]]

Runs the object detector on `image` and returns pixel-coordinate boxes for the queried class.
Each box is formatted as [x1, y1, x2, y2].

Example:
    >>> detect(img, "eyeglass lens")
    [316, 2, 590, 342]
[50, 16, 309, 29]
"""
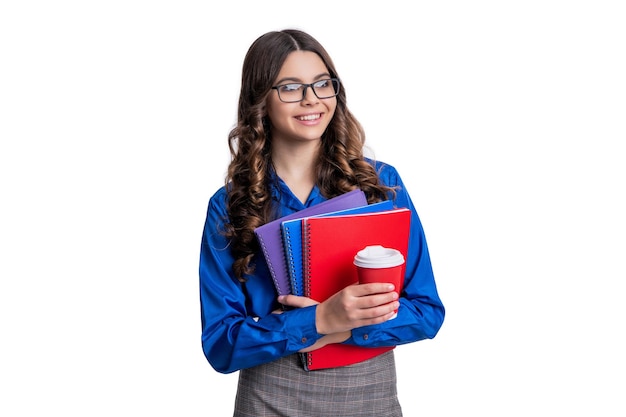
[277, 79, 339, 102]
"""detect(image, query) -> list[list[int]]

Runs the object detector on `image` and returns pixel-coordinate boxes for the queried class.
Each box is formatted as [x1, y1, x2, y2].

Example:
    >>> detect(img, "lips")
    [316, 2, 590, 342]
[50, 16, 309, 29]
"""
[295, 113, 321, 121]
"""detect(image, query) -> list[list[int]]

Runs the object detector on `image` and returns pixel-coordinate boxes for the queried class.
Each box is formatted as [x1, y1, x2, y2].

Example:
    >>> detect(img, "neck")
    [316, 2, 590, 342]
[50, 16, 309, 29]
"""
[272, 142, 319, 203]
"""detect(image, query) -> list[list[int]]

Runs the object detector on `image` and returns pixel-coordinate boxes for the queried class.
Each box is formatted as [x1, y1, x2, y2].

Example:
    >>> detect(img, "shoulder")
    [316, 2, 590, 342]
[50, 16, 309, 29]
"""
[206, 185, 229, 217]
[364, 157, 403, 187]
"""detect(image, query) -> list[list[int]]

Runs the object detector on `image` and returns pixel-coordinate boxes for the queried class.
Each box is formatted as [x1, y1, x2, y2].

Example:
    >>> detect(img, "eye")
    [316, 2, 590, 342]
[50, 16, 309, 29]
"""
[313, 80, 330, 88]
[279, 83, 303, 92]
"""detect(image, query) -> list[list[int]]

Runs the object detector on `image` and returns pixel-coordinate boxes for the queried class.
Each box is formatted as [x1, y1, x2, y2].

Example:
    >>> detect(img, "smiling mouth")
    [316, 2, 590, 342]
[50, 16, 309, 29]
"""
[296, 113, 321, 121]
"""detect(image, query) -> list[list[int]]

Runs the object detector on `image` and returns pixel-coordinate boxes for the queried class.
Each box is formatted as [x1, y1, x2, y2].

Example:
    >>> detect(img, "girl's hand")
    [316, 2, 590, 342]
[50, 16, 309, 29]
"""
[276, 283, 398, 335]
[298, 330, 351, 352]
[314, 283, 399, 335]
[271, 294, 318, 315]
[276, 294, 319, 309]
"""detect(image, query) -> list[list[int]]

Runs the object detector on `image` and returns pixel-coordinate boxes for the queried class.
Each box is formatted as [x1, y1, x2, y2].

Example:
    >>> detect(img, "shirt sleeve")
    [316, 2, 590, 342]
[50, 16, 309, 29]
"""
[199, 189, 323, 374]
[348, 161, 446, 347]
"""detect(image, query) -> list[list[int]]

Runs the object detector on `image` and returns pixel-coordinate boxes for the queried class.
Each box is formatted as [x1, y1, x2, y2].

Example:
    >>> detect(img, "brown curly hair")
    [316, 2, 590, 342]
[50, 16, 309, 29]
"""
[224, 29, 395, 282]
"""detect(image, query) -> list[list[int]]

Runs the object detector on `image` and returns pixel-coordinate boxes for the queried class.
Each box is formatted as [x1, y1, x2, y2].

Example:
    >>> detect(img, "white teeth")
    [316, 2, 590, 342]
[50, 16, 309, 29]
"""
[297, 114, 320, 121]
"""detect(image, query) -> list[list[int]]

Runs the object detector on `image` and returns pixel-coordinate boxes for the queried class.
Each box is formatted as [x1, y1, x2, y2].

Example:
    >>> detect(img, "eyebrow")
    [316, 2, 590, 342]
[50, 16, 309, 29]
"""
[274, 73, 331, 85]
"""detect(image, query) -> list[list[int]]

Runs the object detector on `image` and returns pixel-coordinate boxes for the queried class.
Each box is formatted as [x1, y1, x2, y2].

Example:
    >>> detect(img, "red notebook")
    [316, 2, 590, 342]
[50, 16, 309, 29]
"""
[301, 207, 411, 370]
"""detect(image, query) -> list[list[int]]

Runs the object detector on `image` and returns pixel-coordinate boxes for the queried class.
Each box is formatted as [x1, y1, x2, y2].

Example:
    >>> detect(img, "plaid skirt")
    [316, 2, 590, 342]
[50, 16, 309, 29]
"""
[233, 350, 402, 417]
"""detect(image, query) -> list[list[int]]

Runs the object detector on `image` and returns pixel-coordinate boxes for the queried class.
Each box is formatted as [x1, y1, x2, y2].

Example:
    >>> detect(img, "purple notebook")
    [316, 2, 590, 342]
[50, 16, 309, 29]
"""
[254, 189, 367, 296]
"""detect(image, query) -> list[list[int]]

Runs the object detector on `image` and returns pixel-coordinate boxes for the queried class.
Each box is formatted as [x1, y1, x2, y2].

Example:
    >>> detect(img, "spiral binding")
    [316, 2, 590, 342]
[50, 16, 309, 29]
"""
[282, 225, 299, 295]
[303, 221, 313, 298]
[256, 235, 282, 295]
[302, 221, 315, 369]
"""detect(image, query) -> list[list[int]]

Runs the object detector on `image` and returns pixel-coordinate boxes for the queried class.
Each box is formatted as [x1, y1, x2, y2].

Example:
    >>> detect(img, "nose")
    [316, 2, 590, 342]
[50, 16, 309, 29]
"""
[301, 85, 319, 104]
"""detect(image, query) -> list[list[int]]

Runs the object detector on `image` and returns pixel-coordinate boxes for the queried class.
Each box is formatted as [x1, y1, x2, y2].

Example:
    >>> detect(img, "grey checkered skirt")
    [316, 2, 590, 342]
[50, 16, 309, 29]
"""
[233, 350, 402, 417]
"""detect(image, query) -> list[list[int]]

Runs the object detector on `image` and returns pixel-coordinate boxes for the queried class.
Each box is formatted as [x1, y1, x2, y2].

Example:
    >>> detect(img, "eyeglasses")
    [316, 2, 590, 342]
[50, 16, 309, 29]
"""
[271, 78, 340, 103]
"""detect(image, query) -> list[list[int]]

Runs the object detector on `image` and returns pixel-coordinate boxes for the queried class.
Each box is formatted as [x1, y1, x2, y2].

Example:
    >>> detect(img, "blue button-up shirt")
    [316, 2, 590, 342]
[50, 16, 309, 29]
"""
[199, 159, 445, 374]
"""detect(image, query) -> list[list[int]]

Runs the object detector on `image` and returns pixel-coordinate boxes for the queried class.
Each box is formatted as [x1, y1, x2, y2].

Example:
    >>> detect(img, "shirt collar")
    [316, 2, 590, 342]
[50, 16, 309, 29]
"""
[269, 168, 325, 215]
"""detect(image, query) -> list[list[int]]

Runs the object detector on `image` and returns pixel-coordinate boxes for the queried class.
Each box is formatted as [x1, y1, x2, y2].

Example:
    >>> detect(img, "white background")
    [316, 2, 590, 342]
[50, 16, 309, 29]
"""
[1, 1, 625, 415]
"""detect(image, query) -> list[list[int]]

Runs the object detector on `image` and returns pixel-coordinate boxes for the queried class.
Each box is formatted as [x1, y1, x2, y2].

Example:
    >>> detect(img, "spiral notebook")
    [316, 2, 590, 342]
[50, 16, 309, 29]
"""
[281, 200, 394, 296]
[300, 207, 411, 370]
[254, 189, 367, 296]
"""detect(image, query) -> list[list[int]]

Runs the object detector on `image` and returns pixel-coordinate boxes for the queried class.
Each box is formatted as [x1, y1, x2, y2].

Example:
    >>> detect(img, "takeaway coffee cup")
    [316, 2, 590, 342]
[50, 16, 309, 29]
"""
[353, 245, 405, 318]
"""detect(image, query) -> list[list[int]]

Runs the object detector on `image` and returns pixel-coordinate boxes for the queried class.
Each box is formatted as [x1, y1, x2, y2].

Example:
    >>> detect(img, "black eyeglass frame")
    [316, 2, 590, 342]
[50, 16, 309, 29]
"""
[270, 78, 341, 103]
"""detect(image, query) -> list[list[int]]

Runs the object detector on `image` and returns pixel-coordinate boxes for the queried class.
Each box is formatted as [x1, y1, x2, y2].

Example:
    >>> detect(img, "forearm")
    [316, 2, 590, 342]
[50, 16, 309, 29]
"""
[202, 305, 323, 373]
[348, 296, 445, 347]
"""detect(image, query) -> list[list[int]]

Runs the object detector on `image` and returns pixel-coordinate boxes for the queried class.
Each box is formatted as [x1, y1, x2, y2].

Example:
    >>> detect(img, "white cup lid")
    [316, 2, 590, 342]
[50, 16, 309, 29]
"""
[353, 245, 404, 268]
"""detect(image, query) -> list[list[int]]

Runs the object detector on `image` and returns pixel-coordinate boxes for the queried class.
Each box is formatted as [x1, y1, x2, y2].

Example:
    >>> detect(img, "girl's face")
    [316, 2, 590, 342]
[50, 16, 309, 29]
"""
[265, 51, 337, 145]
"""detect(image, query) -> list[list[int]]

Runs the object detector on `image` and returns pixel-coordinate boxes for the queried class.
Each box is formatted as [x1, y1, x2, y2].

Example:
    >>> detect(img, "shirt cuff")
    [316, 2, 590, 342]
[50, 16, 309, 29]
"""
[282, 305, 322, 350]
[348, 326, 375, 346]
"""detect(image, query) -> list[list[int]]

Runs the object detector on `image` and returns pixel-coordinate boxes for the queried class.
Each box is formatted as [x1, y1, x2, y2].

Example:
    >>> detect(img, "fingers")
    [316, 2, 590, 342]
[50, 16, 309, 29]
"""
[316, 300, 398, 334]
[277, 284, 400, 335]
[356, 290, 399, 310]
[277, 294, 319, 309]
[343, 283, 399, 313]
[315, 289, 400, 334]
[349, 282, 397, 296]
[299, 331, 351, 353]
[347, 297, 399, 323]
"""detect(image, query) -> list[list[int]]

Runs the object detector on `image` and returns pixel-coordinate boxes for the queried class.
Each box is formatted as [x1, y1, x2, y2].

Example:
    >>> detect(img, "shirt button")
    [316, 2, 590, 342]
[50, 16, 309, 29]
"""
[363, 334, 369, 340]
[301, 337, 307, 343]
